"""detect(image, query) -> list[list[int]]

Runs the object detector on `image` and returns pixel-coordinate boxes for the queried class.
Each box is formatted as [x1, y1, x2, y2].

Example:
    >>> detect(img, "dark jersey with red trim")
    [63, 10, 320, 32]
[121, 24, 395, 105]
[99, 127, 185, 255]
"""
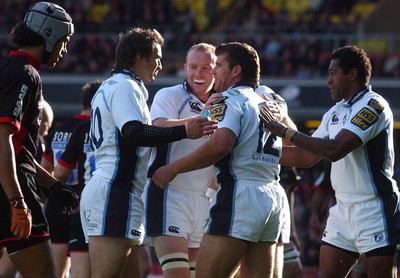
[43, 114, 90, 186]
[0, 51, 43, 174]
[57, 120, 94, 196]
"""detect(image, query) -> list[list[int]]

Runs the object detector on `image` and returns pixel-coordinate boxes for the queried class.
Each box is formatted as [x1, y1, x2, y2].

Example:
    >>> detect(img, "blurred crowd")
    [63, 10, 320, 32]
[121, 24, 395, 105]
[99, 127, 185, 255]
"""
[1, 0, 399, 78]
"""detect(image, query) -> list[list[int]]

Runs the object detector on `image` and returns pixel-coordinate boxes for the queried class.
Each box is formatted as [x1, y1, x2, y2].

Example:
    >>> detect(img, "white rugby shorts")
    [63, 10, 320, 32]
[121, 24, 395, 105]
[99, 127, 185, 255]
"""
[80, 175, 144, 244]
[144, 185, 210, 248]
[322, 193, 400, 253]
[204, 181, 289, 243]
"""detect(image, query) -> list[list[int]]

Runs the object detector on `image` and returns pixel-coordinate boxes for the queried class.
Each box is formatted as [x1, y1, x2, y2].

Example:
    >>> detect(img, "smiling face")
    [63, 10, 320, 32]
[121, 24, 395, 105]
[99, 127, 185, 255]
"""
[184, 48, 215, 102]
[136, 43, 163, 83]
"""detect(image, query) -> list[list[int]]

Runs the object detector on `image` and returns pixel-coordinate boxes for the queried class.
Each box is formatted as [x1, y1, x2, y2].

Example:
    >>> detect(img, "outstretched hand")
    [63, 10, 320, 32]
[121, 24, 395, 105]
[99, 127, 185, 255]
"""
[185, 116, 218, 139]
[259, 105, 285, 136]
[260, 94, 287, 122]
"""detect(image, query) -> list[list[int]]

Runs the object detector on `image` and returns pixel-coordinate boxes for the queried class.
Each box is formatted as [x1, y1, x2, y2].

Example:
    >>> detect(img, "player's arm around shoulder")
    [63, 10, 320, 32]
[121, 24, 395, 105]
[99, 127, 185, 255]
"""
[151, 127, 234, 189]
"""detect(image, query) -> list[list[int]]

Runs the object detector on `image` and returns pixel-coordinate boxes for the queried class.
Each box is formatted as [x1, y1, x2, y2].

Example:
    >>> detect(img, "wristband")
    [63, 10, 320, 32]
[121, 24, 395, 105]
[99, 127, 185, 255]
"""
[284, 128, 296, 140]
[284, 128, 300, 143]
[281, 127, 288, 138]
[9, 196, 26, 208]
[290, 131, 300, 143]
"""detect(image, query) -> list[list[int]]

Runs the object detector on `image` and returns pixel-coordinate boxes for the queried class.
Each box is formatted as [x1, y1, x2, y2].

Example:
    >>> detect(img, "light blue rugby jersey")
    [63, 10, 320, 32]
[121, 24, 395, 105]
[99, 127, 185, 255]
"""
[211, 85, 282, 186]
[89, 72, 151, 194]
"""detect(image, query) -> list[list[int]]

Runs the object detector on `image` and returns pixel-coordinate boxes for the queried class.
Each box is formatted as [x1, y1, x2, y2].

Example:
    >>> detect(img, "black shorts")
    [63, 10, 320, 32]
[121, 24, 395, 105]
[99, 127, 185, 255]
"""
[45, 198, 71, 243]
[0, 170, 50, 254]
[68, 212, 88, 253]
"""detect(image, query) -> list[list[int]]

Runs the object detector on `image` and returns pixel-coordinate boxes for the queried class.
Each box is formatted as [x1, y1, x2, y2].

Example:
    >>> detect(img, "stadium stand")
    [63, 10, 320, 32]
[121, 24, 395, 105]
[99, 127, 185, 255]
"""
[0, 0, 399, 78]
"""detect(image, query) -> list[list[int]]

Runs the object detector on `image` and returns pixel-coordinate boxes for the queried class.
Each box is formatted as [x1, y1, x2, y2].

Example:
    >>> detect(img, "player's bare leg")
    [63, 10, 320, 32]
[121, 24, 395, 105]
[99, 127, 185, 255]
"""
[51, 243, 71, 278]
[196, 234, 247, 278]
[9, 241, 57, 278]
[88, 236, 135, 278]
[70, 252, 90, 278]
[152, 236, 191, 278]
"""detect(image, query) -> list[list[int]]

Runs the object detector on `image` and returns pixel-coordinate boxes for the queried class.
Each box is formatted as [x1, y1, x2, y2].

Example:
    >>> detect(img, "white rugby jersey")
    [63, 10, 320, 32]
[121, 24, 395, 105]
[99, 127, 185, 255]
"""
[211, 85, 282, 186]
[89, 70, 151, 193]
[148, 82, 214, 192]
[312, 85, 397, 203]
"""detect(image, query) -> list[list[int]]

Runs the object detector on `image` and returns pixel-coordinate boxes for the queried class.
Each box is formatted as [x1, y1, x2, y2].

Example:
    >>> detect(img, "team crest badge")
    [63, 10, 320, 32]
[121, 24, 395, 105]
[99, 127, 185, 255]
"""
[227, 89, 240, 96]
[368, 98, 384, 114]
[271, 92, 285, 103]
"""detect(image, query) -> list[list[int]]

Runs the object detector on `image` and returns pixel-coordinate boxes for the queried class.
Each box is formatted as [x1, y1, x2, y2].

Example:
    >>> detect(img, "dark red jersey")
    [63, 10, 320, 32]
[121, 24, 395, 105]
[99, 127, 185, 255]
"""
[0, 51, 42, 173]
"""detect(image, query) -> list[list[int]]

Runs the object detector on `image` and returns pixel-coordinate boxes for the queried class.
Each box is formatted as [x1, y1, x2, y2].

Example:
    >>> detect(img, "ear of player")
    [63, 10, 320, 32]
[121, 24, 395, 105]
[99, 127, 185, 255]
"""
[49, 181, 80, 215]
[9, 197, 32, 239]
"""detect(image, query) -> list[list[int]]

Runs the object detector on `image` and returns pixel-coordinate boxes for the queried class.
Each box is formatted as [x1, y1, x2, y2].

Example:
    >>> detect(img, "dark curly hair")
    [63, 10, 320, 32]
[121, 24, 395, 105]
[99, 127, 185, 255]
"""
[331, 45, 371, 86]
[9, 22, 44, 49]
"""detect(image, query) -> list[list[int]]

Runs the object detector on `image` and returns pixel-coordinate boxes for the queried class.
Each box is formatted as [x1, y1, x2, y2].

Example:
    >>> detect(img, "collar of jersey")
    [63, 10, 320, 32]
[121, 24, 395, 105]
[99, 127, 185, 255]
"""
[111, 68, 143, 84]
[111, 68, 149, 100]
[347, 85, 371, 106]
[231, 81, 256, 89]
[182, 80, 193, 96]
[10, 50, 40, 71]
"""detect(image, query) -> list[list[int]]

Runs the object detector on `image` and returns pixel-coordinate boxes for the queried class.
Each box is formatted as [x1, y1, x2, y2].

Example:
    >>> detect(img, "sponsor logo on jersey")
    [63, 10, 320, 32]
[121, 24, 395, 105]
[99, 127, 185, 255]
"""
[374, 233, 383, 242]
[368, 98, 384, 114]
[188, 101, 202, 113]
[350, 107, 378, 130]
[13, 84, 28, 118]
[131, 229, 142, 237]
[83, 209, 91, 223]
[53, 131, 72, 142]
[331, 114, 339, 124]
[209, 104, 227, 122]
[52, 142, 68, 150]
[168, 226, 180, 234]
